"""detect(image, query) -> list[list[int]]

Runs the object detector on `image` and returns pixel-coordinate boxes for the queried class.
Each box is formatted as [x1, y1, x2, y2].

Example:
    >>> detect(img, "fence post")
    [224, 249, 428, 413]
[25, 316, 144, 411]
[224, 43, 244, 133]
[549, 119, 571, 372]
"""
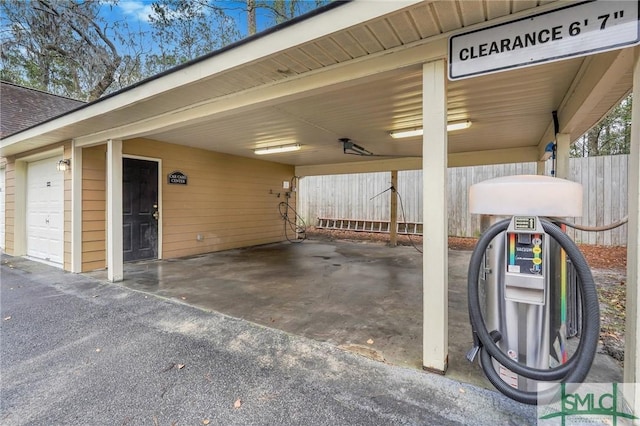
[390, 170, 398, 247]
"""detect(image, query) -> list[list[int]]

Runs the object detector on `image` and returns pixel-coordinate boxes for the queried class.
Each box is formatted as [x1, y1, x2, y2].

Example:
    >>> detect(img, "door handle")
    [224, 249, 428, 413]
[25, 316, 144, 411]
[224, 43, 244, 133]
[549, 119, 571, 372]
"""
[153, 210, 159, 220]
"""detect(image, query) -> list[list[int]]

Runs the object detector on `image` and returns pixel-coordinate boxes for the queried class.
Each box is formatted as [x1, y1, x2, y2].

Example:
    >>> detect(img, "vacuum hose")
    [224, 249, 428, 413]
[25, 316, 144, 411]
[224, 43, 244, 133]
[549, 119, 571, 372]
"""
[467, 218, 600, 405]
[550, 215, 628, 232]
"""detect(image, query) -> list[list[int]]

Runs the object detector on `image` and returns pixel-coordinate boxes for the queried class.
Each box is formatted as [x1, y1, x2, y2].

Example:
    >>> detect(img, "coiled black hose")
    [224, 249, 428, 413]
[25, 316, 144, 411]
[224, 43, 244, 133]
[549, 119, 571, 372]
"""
[278, 200, 307, 243]
[467, 218, 600, 405]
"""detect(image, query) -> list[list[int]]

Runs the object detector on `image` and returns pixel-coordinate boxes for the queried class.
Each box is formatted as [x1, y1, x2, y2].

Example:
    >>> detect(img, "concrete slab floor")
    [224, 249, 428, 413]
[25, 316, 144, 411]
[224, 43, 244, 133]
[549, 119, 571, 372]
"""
[87, 238, 623, 390]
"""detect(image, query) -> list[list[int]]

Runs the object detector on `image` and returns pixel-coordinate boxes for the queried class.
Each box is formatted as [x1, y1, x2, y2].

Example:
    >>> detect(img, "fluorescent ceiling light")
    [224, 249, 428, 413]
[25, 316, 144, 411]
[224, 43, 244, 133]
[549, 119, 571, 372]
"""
[389, 120, 472, 139]
[254, 143, 301, 155]
[389, 128, 423, 139]
[447, 120, 473, 132]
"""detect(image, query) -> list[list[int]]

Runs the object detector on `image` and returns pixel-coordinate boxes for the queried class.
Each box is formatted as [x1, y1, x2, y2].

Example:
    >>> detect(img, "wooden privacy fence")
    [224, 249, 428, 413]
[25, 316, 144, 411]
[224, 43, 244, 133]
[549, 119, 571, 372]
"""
[298, 154, 629, 246]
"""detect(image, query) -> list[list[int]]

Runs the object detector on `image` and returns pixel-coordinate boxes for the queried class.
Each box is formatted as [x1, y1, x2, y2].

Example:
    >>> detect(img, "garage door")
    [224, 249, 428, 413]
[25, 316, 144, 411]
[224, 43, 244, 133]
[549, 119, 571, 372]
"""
[27, 157, 64, 266]
[0, 167, 5, 250]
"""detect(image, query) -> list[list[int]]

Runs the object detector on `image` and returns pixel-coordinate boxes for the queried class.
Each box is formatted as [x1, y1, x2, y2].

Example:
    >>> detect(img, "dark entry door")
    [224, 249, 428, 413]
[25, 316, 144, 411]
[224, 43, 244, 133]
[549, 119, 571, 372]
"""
[123, 158, 159, 262]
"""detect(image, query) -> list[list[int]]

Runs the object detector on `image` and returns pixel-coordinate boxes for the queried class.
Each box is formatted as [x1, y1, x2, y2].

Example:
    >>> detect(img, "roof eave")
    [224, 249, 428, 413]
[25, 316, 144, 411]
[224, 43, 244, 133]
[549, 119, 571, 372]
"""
[1, 0, 423, 157]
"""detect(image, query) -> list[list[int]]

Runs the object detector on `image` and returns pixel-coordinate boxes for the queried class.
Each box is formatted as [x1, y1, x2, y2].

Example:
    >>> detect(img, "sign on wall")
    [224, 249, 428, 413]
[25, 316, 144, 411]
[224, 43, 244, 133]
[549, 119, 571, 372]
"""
[449, 0, 640, 80]
[168, 170, 187, 185]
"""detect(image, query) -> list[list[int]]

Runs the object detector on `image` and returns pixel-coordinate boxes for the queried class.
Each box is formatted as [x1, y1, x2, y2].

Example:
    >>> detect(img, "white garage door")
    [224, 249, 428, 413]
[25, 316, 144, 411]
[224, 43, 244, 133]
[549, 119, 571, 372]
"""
[27, 157, 64, 266]
[0, 167, 5, 250]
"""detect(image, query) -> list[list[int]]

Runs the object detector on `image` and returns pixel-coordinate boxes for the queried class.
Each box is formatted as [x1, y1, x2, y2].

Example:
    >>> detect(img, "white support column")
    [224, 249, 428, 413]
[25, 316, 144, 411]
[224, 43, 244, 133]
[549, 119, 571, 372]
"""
[624, 49, 640, 414]
[107, 139, 123, 282]
[71, 141, 82, 273]
[422, 59, 448, 373]
[13, 161, 27, 256]
[555, 133, 570, 179]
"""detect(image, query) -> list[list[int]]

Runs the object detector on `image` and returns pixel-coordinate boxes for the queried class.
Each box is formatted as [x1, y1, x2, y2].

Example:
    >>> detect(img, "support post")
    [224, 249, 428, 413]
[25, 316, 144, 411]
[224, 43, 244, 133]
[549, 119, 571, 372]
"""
[555, 133, 570, 179]
[390, 170, 398, 247]
[536, 161, 546, 175]
[71, 141, 82, 273]
[422, 59, 448, 373]
[13, 161, 27, 256]
[624, 48, 640, 415]
[106, 139, 123, 282]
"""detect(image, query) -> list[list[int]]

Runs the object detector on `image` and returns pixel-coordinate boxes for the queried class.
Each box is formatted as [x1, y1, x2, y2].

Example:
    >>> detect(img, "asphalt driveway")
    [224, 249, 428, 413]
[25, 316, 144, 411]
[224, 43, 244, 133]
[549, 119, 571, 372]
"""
[0, 254, 535, 425]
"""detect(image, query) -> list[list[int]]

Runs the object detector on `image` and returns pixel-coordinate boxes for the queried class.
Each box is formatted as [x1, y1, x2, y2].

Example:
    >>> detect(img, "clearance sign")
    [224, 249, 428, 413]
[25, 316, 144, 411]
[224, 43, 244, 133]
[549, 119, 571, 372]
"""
[449, 0, 640, 80]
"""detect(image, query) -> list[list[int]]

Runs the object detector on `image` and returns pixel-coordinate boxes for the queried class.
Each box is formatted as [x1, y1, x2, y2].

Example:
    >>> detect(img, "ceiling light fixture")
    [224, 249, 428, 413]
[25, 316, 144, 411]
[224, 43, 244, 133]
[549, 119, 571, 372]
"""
[389, 128, 423, 139]
[389, 120, 472, 139]
[254, 143, 301, 155]
[447, 119, 473, 132]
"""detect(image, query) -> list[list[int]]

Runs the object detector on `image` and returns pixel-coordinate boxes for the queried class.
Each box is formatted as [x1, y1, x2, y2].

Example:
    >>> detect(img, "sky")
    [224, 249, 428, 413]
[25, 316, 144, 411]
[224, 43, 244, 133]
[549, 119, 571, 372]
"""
[105, 0, 262, 38]
[92, 0, 259, 58]
[117, 0, 155, 22]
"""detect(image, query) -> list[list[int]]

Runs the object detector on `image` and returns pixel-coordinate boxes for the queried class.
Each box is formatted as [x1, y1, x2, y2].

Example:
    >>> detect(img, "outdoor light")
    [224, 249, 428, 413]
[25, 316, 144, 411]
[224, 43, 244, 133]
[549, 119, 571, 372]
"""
[56, 159, 71, 171]
[389, 128, 423, 139]
[446, 119, 473, 132]
[254, 144, 301, 155]
[389, 120, 473, 139]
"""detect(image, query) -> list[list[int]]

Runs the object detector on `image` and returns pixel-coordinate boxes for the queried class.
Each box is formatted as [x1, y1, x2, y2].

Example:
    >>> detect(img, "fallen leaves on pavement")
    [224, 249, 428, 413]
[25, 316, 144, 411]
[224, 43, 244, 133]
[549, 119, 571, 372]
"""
[598, 277, 626, 362]
[161, 363, 187, 372]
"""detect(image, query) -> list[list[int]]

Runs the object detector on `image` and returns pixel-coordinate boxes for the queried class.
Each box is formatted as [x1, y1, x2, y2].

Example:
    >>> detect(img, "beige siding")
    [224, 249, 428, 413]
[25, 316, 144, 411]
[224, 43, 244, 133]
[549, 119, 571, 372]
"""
[7, 139, 295, 272]
[124, 138, 295, 259]
[82, 145, 106, 272]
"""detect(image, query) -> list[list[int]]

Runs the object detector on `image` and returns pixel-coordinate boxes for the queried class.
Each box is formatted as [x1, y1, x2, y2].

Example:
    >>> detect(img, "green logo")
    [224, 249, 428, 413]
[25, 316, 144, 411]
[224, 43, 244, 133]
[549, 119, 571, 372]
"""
[539, 383, 638, 425]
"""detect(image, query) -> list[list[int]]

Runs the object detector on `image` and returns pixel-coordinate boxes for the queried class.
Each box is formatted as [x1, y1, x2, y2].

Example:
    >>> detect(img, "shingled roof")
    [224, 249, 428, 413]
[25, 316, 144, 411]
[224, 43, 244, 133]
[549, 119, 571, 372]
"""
[0, 81, 85, 139]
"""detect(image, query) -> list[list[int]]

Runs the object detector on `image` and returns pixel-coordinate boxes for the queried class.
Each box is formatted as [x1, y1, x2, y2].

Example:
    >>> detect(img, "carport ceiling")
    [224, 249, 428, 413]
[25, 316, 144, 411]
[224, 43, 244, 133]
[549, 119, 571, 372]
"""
[148, 52, 629, 167]
[1, 0, 634, 166]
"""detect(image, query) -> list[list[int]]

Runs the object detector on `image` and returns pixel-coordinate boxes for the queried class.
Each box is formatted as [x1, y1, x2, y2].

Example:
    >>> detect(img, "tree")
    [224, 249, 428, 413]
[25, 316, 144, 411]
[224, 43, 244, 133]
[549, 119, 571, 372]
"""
[148, 0, 241, 66]
[256, 0, 330, 32]
[571, 94, 632, 157]
[147, 0, 329, 59]
[263, 0, 329, 26]
[247, 0, 257, 35]
[144, 0, 329, 72]
[1, 0, 125, 100]
[0, 0, 330, 100]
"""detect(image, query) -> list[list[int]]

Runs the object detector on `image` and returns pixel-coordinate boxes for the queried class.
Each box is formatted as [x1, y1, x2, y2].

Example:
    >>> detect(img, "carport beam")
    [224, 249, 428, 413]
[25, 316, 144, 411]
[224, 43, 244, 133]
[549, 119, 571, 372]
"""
[422, 59, 448, 373]
[107, 139, 124, 282]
